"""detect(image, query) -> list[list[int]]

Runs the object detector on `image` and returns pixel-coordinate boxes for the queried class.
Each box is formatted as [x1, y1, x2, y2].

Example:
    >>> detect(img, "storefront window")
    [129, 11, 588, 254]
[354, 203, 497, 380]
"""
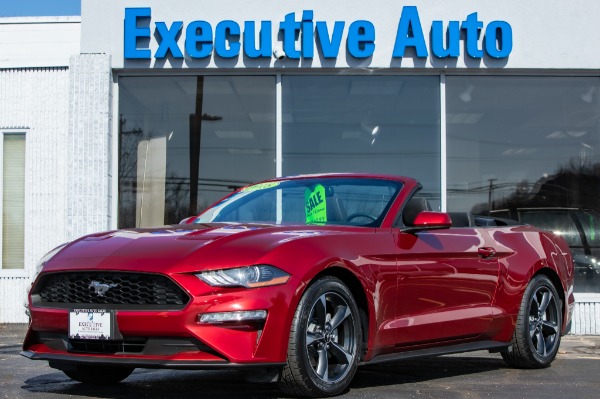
[2, 133, 26, 270]
[118, 76, 276, 228]
[282, 76, 441, 208]
[446, 77, 600, 293]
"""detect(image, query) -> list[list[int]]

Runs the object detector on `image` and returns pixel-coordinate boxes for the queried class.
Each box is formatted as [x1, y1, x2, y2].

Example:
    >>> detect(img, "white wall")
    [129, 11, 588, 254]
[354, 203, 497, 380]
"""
[66, 54, 114, 240]
[81, 0, 600, 70]
[572, 294, 600, 335]
[0, 67, 71, 322]
[0, 17, 80, 68]
[0, 17, 77, 322]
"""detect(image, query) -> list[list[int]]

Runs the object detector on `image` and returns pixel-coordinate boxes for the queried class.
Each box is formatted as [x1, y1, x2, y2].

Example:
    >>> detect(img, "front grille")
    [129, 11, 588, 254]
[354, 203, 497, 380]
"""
[32, 272, 190, 310]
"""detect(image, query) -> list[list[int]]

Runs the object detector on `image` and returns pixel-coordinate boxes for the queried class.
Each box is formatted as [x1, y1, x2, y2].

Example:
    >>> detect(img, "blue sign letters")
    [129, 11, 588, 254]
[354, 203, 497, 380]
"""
[185, 21, 212, 58]
[124, 7, 151, 59]
[155, 21, 183, 58]
[123, 6, 513, 61]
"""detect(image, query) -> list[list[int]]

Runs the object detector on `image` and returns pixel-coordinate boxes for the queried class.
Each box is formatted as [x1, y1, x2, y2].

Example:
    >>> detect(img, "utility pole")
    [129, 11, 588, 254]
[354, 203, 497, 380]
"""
[488, 178, 497, 208]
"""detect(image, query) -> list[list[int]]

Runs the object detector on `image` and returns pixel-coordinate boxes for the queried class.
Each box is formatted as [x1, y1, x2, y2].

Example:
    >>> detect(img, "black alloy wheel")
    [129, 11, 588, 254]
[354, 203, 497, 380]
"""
[502, 274, 562, 368]
[278, 276, 362, 397]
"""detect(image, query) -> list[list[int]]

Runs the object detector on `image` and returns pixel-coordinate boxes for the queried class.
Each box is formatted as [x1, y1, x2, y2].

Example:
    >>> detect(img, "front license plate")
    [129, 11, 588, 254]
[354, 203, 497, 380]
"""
[69, 309, 113, 340]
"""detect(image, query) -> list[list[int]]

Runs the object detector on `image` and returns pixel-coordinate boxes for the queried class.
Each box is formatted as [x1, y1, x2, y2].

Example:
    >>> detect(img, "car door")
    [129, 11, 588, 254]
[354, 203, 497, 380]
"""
[391, 226, 500, 346]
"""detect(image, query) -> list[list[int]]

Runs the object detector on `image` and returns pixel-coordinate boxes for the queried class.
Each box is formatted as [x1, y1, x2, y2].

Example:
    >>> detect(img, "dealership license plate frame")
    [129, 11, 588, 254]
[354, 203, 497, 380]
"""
[68, 309, 115, 340]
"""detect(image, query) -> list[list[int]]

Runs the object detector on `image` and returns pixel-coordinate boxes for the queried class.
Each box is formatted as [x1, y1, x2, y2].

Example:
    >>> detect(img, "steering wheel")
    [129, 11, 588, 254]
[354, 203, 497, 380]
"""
[345, 212, 377, 222]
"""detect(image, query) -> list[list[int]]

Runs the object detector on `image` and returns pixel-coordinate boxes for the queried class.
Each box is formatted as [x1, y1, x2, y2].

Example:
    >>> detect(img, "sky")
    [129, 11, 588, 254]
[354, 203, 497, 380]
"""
[0, 0, 81, 17]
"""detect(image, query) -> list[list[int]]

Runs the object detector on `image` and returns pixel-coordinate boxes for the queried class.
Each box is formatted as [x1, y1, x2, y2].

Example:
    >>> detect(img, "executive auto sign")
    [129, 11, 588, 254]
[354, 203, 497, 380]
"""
[124, 6, 512, 61]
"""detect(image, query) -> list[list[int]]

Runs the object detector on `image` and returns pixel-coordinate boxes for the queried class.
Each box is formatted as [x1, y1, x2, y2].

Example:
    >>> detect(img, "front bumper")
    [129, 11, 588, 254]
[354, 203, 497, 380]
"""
[21, 350, 284, 370]
[23, 273, 299, 368]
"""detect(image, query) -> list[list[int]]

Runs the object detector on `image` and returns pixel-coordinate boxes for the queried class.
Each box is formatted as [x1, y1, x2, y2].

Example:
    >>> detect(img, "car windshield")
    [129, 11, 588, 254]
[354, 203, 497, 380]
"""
[195, 177, 403, 227]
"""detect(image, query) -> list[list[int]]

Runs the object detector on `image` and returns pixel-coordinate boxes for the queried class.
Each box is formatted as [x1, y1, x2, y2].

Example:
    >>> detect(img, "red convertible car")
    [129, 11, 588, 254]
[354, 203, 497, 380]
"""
[23, 174, 574, 397]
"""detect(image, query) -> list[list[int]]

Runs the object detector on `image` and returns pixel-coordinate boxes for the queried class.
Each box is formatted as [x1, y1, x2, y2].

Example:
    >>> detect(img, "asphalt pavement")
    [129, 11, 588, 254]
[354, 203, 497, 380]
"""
[2, 323, 599, 398]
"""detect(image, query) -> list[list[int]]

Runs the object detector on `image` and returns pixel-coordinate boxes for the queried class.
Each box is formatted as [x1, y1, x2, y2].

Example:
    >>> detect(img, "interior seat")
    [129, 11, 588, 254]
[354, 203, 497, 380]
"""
[326, 195, 347, 221]
[402, 197, 432, 226]
[448, 212, 474, 227]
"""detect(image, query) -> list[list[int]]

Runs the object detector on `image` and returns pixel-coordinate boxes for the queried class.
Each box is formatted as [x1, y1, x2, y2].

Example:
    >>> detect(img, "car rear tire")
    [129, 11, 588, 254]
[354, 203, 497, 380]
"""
[278, 276, 362, 397]
[63, 365, 134, 384]
[501, 274, 562, 368]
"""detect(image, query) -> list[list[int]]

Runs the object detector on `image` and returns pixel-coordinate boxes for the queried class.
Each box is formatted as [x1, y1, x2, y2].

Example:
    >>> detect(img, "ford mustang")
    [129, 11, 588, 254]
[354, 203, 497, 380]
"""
[22, 174, 575, 397]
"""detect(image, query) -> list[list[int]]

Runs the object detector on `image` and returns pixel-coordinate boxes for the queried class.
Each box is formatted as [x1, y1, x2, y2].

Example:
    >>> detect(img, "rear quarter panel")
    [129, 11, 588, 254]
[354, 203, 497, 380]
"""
[485, 226, 574, 341]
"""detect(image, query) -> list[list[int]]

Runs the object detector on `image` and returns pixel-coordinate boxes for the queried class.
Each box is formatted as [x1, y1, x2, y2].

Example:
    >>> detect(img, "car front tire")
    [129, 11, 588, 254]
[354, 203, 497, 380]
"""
[502, 274, 562, 368]
[63, 365, 134, 384]
[278, 276, 362, 397]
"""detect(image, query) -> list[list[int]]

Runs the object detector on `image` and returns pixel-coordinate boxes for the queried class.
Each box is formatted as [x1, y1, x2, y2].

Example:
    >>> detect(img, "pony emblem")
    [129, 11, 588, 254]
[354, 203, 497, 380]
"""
[89, 281, 118, 297]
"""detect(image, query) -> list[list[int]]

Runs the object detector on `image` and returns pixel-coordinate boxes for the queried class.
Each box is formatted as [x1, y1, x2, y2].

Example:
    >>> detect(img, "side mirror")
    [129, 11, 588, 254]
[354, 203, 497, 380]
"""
[410, 211, 452, 230]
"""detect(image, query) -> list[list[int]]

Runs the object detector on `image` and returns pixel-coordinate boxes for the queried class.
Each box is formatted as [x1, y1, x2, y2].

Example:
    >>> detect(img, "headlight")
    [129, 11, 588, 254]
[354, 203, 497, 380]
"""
[25, 242, 69, 316]
[196, 265, 290, 288]
[35, 243, 69, 274]
[33, 243, 69, 279]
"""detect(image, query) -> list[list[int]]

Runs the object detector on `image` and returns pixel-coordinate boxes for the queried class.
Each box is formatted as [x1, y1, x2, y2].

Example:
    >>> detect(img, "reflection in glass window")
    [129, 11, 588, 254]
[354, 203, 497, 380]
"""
[447, 77, 600, 293]
[118, 76, 276, 228]
[576, 210, 600, 247]
[447, 77, 600, 215]
[518, 210, 582, 247]
[573, 210, 600, 293]
[282, 76, 440, 208]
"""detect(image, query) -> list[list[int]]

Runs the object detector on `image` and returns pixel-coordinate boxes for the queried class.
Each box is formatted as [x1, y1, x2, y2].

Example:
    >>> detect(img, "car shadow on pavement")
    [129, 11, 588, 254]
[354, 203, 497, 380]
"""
[352, 355, 506, 388]
[22, 369, 282, 399]
[21, 355, 506, 398]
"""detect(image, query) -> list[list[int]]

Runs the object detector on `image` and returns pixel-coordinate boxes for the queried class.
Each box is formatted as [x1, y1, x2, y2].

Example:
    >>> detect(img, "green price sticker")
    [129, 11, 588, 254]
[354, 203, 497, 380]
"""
[305, 184, 327, 224]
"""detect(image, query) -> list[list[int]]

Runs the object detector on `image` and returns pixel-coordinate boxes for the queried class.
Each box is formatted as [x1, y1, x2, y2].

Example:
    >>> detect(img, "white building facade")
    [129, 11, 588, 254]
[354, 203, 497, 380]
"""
[0, 17, 81, 322]
[1, 0, 600, 333]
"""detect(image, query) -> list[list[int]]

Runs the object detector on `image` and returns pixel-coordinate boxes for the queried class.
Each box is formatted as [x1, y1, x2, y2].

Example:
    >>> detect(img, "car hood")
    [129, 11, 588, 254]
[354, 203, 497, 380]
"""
[44, 223, 359, 274]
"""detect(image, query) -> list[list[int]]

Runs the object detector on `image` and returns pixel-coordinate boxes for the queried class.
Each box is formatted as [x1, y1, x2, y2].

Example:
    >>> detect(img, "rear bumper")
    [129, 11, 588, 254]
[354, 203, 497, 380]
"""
[563, 285, 576, 335]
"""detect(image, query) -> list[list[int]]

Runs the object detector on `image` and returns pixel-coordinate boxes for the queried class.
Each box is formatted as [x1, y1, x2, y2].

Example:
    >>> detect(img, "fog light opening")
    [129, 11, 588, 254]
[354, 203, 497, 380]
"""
[198, 310, 267, 324]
